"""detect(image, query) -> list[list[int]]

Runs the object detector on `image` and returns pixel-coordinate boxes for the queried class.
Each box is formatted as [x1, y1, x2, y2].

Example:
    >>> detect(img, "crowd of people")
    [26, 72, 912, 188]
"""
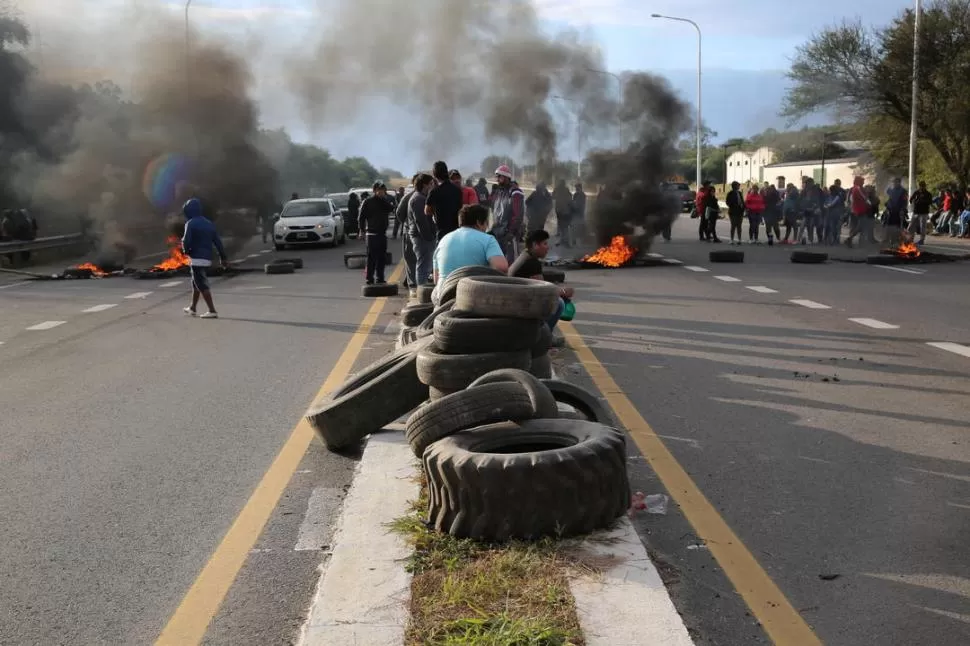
[355, 162, 575, 335]
[693, 176, 970, 248]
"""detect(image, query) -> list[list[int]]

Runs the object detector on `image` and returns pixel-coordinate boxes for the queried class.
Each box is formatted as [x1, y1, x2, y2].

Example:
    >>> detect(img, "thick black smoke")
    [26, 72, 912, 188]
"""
[2, 9, 277, 260]
[585, 73, 691, 250]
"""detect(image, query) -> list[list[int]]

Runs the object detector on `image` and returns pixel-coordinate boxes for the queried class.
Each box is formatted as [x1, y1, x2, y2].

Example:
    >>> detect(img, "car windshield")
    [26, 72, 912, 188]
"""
[327, 194, 350, 208]
[281, 202, 332, 218]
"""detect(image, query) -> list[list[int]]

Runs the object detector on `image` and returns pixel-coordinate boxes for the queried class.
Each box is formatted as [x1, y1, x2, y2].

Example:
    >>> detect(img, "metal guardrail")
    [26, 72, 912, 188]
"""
[0, 233, 85, 254]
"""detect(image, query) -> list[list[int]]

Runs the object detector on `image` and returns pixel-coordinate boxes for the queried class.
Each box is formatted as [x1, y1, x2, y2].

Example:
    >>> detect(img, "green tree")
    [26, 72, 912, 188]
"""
[783, 0, 970, 184]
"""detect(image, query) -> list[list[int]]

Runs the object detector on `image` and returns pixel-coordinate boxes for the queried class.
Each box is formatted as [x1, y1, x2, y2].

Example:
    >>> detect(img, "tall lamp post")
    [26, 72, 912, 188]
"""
[907, 0, 922, 201]
[651, 13, 702, 191]
[185, 0, 193, 102]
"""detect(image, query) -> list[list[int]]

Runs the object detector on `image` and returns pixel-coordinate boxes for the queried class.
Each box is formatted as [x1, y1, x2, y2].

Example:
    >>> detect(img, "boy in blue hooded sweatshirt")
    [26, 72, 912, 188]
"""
[181, 198, 228, 319]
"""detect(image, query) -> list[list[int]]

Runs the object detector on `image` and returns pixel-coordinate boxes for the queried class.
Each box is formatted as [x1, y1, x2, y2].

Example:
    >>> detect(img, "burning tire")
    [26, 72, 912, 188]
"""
[791, 251, 828, 264]
[416, 342, 531, 390]
[405, 382, 536, 458]
[468, 368, 559, 419]
[433, 310, 542, 354]
[434, 265, 505, 306]
[306, 337, 432, 451]
[423, 418, 630, 540]
[416, 284, 434, 304]
[532, 323, 553, 357]
[455, 276, 559, 320]
[265, 262, 295, 275]
[63, 268, 94, 279]
[416, 298, 454, 339]
[541, 379, 611, 424]
[362, 283, 400, 297]
[401, 302, 434, 327]
[275, 257, 304, 269]
[542, 269, 566, 284]
[710, 250, 744, 263]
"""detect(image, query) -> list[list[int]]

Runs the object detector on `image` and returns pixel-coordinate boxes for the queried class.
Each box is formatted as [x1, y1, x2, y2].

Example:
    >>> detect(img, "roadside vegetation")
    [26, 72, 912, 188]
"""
[390, 477, 588, 646]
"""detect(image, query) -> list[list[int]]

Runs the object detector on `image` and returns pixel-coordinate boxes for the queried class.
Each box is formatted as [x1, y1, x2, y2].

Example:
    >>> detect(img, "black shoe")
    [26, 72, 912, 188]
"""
[712, 238, 722, 243]
[365, 280, 374, 285]
[376, 280, 386, 285]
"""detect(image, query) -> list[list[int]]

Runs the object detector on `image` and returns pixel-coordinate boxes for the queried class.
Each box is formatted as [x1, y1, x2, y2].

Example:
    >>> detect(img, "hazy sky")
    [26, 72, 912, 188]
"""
[21, 0, 920, 172]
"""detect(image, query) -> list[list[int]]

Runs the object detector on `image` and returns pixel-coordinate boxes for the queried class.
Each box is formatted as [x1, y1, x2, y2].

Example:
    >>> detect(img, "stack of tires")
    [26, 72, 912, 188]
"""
[405, 368, 630, 541]
[417, 275, 558, 399]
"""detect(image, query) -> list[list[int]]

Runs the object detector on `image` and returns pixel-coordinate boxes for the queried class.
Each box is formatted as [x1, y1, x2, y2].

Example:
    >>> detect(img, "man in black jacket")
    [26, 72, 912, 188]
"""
[358, 181, 393, 284]
[908, 180, 933, 244]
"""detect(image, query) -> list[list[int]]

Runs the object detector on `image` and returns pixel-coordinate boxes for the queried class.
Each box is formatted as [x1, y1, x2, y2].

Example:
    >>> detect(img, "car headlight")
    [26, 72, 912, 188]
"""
[316, 222, 333, 230]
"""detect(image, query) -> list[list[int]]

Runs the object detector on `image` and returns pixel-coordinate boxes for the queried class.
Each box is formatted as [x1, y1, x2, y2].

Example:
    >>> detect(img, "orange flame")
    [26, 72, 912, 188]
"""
[74, 262, 109, 277]
[152, 236, 190, 271]
[895, 241, 921, 258]
[581, 235, 637, 268]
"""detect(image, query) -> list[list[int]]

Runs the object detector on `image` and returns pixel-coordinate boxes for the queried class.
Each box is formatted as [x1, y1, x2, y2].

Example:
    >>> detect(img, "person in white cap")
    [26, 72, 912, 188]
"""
[489, 164, 525, 263]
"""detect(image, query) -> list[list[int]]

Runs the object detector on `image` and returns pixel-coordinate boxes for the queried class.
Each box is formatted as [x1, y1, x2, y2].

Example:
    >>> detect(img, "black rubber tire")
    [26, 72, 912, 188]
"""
[306, 338, 433, 450]
[709, 249, 744, 263]
[347, 257, 365, 270]
[397, 326, 418, 348]
[434, 265, 505, 305]
[416, 299, 454, 339]
[468, 368, 559, 419]
[63, 268, 93, 279]
[455, 276, 559, 320]
[530, 353, 553, 379]
[362, 283, 400, 297]
[429, 386, 460, 400]
[265, 261, 295, 275]
[344, 252, 365, 268]
[275, 257, 304, 269]
[433, 310, 542, 355]
[532, 324, 552, 358]
[416, 284, 435, 304]
[791, 251, 828, 264]
[540, 379, 610, 423]
[402, 302, 434, 327]
[406, 382, 535, 458]
[542, 269, 566, 284]
[416, 343, 532, 390]
[423, 418, 630, 540]
[866, 254, 899, 265]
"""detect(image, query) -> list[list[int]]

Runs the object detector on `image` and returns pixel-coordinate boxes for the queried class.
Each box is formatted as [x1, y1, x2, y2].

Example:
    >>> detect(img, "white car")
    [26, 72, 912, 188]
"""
[274, 198, 346, 250]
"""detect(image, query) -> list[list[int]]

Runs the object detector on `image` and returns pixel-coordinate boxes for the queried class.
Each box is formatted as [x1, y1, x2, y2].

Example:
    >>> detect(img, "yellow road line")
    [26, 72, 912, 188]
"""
[560, 321, 821, 646]
[155, 263, 404, 646]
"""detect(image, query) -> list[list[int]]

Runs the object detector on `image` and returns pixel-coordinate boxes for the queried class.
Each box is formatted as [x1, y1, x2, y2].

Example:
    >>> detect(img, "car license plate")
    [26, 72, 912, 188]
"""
[296, 232, 308, 239]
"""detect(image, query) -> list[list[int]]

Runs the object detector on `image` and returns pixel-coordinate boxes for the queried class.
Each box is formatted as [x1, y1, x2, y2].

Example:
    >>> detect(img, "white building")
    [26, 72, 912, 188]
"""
[761, 157, 877, 190]
[726, 146, 776, 185]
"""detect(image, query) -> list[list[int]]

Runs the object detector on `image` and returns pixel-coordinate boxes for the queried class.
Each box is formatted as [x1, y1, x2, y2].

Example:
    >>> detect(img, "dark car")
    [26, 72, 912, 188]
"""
[325, 193, 358, 237]
[661, 182, 695, 212]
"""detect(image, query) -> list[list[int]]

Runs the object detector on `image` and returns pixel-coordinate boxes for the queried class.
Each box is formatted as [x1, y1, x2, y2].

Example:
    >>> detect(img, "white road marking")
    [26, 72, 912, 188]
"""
[927, 341, 970, 359]
[27, 320, 66, 331]
[294, 487, 344, 551]
[746, 286, 778, 294]
[874, 265, 925, 275]
[646, 252, 664, 258]
[663, 258, 683, 265]
[946, 501, 970, 510]
[247, 253, 260, 258]
[259, 249, 271, 254]
[82, 304, 118, 313]
[124, 291, 153, 299]
[159, 281, 183, 288]
[790, 299, 831, 309]
[684, 266, 709, 272]
[714, 275, 741, 282]
[798, 455, 836, 465]
[849, 318, 900, 330]
[0, 281, 28, 290]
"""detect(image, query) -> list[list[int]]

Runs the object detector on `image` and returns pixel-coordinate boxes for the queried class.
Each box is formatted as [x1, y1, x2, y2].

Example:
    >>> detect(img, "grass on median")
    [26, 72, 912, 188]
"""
[389, 475, 588, 646]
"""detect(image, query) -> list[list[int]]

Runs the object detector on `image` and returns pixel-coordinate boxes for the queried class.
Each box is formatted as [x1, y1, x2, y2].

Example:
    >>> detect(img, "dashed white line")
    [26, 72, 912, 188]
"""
[684, 266, 709, 272]
[259, 250, 271, 254]
[926, 342, 970, 358]
[663, 258, 683, 265]
[82, 304, 118, 313]
[790, 299, 831, 310]
[247, 253, 260, 258]
[27, 321, 66, 331]
[714, 275, 741, 282]
[646, 252, 664, 258]
[746, 286, 778, 294]
[849, 318, 900, 330]
[124, 292, 153, 300]
[159, 281, 183, 288]
[874, 265, 925, 275]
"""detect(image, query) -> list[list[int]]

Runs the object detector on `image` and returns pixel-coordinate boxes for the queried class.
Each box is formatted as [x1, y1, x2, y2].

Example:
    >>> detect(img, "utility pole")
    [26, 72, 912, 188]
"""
[907, 0, 922, 203]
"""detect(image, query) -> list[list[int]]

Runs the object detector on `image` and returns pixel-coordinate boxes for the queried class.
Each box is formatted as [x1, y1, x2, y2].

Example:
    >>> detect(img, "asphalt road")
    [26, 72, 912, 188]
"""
[559, 216, 970, 645]
[0, 235, 406, 645]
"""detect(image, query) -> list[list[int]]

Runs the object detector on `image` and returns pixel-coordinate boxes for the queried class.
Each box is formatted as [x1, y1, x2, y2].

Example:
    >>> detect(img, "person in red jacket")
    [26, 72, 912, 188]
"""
[843, 176, 870, 248]
[744, 185, 765, 244]
[450, 170, 479, 206]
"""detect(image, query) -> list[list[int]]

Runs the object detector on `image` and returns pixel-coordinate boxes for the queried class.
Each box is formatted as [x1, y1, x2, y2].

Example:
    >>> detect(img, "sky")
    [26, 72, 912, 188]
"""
[19, 0, 920, 173]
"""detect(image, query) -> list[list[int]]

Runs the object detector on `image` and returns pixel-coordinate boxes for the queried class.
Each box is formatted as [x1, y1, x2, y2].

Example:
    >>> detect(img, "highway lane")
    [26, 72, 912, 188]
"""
[562, 218, 970, 645]
[0, 237, 399, 644]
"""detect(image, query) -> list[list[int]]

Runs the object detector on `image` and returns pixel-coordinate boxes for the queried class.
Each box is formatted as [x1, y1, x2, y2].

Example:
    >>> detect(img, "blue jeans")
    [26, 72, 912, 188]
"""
[546, 298, 565, 332]
[411, 235, 435, 285]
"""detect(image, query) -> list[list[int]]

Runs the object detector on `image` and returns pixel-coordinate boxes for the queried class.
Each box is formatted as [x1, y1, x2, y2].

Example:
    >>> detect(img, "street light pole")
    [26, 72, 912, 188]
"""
[652, 14, 702, 191]
[907, 0, 922, 200]
[185, 0, 192, 102]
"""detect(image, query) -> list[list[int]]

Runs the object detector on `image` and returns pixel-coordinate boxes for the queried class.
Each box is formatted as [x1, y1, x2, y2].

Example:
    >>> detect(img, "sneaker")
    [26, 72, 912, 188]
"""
[200, 311, 218, 319]
[183, 307, 196, 316]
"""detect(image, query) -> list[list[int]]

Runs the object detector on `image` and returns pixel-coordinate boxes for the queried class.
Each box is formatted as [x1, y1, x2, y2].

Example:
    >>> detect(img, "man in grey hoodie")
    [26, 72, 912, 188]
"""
[408, 173, 437, 285]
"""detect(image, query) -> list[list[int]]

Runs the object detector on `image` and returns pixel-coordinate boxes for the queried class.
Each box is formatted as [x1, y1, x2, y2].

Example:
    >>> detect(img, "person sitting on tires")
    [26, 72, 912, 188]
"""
[432, 204, 508, 291]
[509, 229, 574, 338]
